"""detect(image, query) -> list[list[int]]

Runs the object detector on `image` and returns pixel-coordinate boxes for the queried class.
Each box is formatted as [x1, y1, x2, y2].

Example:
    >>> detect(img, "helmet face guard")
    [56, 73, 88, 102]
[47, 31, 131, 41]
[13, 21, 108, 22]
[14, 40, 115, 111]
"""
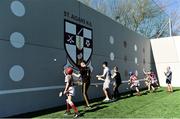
[129, 72, 133, 76]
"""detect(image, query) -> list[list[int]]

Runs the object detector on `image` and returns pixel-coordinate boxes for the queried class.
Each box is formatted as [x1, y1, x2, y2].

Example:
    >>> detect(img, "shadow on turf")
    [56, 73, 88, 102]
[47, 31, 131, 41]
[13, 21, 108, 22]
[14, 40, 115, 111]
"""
[79, 105, 108, 117]
[11, 88, 165, 118]
[173, 89, 180, 92]
[117, 89, 164, 100]
[91, 101, 110, 108]
[10, 97, 105, 118]
[154, 89, 164, 93]
[117, 92, 145, 100]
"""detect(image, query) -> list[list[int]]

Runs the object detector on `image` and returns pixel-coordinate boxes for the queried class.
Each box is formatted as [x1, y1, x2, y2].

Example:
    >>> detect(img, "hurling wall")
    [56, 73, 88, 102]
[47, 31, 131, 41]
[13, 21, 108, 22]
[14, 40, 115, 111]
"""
[0, 0, 156, 117]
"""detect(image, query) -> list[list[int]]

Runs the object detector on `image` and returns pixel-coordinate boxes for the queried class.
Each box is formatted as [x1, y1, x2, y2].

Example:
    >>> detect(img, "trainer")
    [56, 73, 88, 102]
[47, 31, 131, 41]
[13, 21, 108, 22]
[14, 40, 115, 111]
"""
[164, 66, 173, 92]
[79, 61, 91, 108]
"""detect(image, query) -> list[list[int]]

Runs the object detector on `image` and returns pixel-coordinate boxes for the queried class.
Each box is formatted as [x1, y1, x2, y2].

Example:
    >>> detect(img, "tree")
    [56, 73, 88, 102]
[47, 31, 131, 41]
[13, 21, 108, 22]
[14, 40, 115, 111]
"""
[171, 12, 180, 35]
[157, 0, 180, 36]
[111, 0, 170, 38]
[94, 0, 107, 14]
[78, 0, 107, 15]
[78, 0, 172, 38]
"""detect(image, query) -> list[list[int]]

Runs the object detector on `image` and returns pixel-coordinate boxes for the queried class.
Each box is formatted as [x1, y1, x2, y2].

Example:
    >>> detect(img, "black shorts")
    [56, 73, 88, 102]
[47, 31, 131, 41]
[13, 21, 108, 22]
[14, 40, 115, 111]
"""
[115, 82, 121, 87]
[166, 79, 171, 84]
[151, 83, 157, 87]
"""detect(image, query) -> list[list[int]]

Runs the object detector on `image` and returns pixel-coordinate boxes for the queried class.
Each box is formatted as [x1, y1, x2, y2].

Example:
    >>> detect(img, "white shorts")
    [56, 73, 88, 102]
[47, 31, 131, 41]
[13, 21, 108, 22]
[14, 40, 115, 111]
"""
[151, 79, 157, 84]
[131, 80, 140, 88]
[67, 86, 75, 96]
[103, 79, 110, 90]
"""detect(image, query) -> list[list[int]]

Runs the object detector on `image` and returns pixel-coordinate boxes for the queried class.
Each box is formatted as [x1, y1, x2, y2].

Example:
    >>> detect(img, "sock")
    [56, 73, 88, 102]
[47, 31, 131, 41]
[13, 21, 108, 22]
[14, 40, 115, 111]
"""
[69, 102, 78, 113]
[66, 100, 70, 112]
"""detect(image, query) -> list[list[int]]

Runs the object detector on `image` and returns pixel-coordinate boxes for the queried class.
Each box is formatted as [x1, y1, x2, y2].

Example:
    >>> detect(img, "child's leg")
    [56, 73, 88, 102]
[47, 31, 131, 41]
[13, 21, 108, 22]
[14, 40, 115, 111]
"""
[113, 84, 116, 98]
[135, 87, 141, 96]
[168, 85, 170, 92]
[106, 88, 112, 99]
[114, 86, 119, 98]
[66, 99, 71, 112]
[116, 83, 120, 95]
[67, 96, 78, 113]
[151, 85, 155, 91]
[167, 84, 170, 92]
[103, 88, 109, 99]
[169, 84, 173, 92]
[103, 81, 111, 99]
[130, 85, 134, 96]
[135, 87, 139, 93]
[82, 82, 90, 106]
[113, 83, 119, 98]
[148, 83, 151, 91]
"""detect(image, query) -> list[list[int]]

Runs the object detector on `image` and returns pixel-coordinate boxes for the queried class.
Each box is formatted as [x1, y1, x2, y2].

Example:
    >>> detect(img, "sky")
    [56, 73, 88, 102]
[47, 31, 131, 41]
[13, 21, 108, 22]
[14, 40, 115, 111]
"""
[155, 0, 180, 34]
[154, 0, 180, 16]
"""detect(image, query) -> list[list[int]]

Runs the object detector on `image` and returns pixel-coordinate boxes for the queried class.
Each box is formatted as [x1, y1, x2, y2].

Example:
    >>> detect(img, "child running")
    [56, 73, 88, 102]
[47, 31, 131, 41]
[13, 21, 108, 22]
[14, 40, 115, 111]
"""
[128, 72, 141, 96]
[150, 71, 159, 88]
[111, 66, 122, 99]
[63, 67, 80, 118]
[143, 69, 155, 92]
[96, 62, 112, 102]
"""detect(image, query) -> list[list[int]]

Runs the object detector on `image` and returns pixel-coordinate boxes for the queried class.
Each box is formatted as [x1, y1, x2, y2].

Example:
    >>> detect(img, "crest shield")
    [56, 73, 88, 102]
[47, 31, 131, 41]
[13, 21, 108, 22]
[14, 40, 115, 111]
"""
[64, 20, 93, 68]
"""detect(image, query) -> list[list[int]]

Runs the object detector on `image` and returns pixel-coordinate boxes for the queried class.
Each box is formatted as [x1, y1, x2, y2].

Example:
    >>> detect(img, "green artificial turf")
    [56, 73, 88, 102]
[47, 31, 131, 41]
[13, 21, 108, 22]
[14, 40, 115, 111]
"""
[34, 88, 180, 118]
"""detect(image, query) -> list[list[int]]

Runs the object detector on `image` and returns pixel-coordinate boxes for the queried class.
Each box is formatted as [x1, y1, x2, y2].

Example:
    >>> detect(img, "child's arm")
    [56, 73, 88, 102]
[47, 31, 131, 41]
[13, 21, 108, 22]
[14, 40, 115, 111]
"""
[111, 72, 117, 79]
[96, 69, 107, 78]
[72, 72, 81, 78]
[96, 75, 105, 81]
[149, 75, 154, 80]
[64, 82, 70, 94]
[143, 68, 147, 75]
[128, 77, 132, 85]
[64, 76, 70, 94]
[64, 83, 69, 94]
[166, 71, 171, 77]
[97, 77, 105, 81]
[63, 69, 67, 76]
[128, 80, 131, 85]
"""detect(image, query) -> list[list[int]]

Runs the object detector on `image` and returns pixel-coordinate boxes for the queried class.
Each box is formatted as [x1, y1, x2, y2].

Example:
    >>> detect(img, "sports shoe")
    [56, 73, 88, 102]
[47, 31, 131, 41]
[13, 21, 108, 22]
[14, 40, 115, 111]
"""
[74, 112, 80, 118]
[84, 105, 92, 110]
[64, 111, 71, 116]
[136, 92, 141, 96]
[111, 98, 116, 102]
[103, 98, 110, 102]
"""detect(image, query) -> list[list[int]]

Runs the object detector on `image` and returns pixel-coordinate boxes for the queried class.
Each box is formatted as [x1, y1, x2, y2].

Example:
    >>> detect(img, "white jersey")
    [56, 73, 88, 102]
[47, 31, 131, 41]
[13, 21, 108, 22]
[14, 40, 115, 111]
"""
[103, 67, 111, 81]
[65, 75, 75, 96]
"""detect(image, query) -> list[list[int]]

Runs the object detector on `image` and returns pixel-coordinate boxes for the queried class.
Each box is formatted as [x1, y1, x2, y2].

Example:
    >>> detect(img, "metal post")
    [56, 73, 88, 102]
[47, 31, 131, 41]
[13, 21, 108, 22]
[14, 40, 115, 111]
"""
[169, 18, 172, 37]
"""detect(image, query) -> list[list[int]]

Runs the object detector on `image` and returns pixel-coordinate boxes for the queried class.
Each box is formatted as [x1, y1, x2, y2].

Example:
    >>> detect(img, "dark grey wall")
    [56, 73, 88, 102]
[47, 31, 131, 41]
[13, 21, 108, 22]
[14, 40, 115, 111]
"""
[0, 0, 155, 117]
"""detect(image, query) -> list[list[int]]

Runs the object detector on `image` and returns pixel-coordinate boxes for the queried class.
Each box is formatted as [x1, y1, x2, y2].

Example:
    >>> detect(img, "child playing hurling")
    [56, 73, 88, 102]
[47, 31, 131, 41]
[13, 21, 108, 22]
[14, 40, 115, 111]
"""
[128, 72, 141, 96]
[63, 67, 80, 118]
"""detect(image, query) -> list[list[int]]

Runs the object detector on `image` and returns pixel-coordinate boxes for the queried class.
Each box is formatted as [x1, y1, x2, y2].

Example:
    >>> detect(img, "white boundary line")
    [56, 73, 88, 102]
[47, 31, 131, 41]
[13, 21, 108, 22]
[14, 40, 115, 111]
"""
[0, 85, 64, 95]
[0, 79, 146, 95]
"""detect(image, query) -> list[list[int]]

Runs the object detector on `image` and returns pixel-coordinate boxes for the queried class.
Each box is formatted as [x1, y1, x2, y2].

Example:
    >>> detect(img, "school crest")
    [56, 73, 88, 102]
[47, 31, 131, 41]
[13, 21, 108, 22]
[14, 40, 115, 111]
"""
[64, 20, 93, 68]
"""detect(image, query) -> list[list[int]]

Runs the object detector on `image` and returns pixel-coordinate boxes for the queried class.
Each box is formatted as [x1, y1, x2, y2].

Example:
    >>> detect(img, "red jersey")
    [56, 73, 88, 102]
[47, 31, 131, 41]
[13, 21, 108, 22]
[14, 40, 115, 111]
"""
[150, 72, 156, 79]
[130, 75, 137, 83]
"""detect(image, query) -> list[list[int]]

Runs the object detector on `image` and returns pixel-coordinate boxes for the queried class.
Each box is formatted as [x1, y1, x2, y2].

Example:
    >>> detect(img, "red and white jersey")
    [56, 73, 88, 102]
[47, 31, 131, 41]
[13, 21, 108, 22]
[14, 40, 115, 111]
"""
[150, 72, 157, 83]
[130, 75, 137, 83]
[65, 75, 74, 86]
[150, 72, 156, 79]
[65, 75, 75, 96]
